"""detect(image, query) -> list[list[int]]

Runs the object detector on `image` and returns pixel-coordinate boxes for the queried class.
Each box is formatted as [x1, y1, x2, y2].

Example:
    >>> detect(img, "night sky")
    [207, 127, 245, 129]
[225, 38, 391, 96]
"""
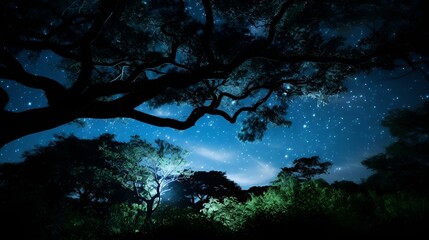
[2, 49, 428, 189]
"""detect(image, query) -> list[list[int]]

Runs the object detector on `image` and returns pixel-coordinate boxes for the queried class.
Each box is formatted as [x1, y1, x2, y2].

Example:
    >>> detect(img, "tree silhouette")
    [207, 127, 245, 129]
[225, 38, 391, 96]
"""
[0, 134, 130, 238]
[178, 171, 243, 208]
[276, 156, 332, 181]
[362, 101, 429, 193]
[17, 134, 127, 204]
[1, 0, 428, 148]
[101, 135, 191, 226]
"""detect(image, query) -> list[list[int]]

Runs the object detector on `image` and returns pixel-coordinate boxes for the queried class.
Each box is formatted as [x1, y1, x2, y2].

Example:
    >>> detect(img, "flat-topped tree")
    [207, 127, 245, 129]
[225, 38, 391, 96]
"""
[276, 156, 332, 181]
[1, 0, 428, 147]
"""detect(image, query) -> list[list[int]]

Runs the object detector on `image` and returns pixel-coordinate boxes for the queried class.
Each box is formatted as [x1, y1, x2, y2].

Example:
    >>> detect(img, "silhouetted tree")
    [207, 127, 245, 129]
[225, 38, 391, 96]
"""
[276, 156, 332, 181]
[362, 101, 429, 193]
[177, 171, 244, 208]
[0, 134, 129, 238]
[1, 0, 428, 147]
[17, 134, 127, 204]
[101, 136, 191, 226]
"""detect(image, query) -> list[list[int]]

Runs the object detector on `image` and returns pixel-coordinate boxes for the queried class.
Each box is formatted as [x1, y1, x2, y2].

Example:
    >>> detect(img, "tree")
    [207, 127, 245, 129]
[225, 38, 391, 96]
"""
[1, 0, 428, 148]
[0, 134, 130, 238]
[12, 134, 127, 205]
[177, 170, 244, 208]
[276, 156, 332, 181]
[101, 135, 191, 225]
[362, 101, 429, 193]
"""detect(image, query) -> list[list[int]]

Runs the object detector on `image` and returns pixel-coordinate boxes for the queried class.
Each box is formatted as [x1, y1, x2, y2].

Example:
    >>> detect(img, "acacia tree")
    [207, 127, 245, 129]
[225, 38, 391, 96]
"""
[101, 135, 191, 225]
[1, 0, 428, 147]
[276, 156, 332, 181]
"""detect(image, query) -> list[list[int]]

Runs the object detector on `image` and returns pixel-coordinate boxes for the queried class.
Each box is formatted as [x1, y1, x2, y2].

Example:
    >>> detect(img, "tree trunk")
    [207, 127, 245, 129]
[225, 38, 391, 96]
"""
[145, 198, 154, 223]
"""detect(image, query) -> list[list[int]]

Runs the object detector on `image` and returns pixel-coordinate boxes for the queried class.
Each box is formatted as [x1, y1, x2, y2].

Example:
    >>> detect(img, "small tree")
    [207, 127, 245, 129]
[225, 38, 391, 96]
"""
[101, 136, 191, 226]
[276, 156, 332, 181]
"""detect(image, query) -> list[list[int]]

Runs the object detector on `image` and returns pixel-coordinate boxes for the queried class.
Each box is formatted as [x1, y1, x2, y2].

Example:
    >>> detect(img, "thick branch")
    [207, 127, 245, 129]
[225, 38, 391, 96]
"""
[0, 49, 68, 103]
[70, 44, 94, 94]
[120, 89, 273, 130]
[2, 39, 82, 61]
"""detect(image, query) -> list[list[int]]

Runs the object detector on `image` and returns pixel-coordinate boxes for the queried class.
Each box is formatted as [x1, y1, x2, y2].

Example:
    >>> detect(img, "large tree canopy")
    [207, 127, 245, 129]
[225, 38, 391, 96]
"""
[1, 0, 428, 147]
[362, 101, 429, 193]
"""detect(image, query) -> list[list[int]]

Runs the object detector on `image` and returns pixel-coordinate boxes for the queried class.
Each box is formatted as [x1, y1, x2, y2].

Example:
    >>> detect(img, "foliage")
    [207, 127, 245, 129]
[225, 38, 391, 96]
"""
[175, 170, 244, 208]
[18, 133, 127, 204]
[275, 156, 332, 181]
[1, 0, 428, 147]
[147, 205, 230, 239]
[104, 203, 145, 235]
[101, 135, 192, 224]
[201, 197, 249, 232]
[362, 101, 429, 193]
[1, 130, 429, 237]
[59, 207, 104, 240]
[201, 177, 365, 233]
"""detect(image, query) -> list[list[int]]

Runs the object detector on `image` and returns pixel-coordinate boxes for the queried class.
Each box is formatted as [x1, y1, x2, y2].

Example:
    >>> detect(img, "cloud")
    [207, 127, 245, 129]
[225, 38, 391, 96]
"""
[193, 146, 233, 162]
[228, 161, 278, 189]
[153, 108, 172, 117]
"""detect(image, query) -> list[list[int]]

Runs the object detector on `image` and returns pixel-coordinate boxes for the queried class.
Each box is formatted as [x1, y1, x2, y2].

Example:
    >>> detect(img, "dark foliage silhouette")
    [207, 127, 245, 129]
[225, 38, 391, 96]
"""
[173, 171, 245, 208]
[275, 156, 332, 181]
[1, 0, 428, 147]
[1, 132, 429, 238]
[363, 100, 429, 193]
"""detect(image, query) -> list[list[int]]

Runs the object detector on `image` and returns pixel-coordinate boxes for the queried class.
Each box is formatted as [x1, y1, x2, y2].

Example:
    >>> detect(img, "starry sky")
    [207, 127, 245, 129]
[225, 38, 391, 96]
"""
[1, 49, 428, 190]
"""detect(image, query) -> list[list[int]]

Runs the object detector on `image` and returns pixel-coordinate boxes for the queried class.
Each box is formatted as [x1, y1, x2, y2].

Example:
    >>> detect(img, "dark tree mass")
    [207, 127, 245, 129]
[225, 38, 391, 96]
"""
[1, 102, 429, 238]
[276, 156, 332, 181]
[362, 101, 429, 193]
[1, 0, 428, 148]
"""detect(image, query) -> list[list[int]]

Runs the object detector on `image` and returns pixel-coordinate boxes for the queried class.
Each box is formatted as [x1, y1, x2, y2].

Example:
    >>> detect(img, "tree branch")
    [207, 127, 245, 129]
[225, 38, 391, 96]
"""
[0, 49, 68, 104]
[120, 87, 274, 130]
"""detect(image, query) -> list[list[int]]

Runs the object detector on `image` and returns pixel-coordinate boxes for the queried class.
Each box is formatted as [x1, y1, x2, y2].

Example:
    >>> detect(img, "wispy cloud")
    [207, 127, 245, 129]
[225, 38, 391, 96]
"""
[153, 108, 172, 117]
[193, 146, 233, 162]
[228, 161, 278, 189]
